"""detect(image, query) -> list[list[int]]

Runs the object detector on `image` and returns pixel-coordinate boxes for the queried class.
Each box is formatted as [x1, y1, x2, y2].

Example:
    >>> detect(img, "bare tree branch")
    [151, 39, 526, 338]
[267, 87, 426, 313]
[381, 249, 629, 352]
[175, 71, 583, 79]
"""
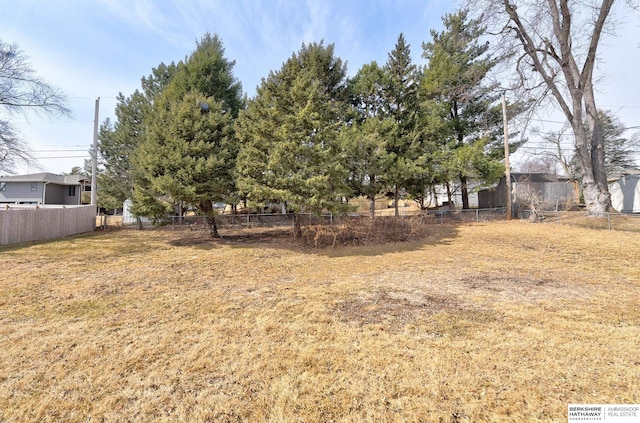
[0, 40, 70, 117]
[0, 119, 41, 173]
[0, 39, 70, 173]
[464, 0, 630, 214]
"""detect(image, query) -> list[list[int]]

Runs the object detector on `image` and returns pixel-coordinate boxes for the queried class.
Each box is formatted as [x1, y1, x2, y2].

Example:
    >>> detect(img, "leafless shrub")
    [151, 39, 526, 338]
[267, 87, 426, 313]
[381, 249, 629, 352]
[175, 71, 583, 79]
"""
[520, 182, 547, 222]
[301, 216, 430, 248]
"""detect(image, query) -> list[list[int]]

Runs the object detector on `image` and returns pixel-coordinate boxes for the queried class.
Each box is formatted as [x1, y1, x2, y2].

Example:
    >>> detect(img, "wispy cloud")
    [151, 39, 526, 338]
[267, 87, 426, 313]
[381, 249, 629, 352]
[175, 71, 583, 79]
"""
[3, 0, 637, 175]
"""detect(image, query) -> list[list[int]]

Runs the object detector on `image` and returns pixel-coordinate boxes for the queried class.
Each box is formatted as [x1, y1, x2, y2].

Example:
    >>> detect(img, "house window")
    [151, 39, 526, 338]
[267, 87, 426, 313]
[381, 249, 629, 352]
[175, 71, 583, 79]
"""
[30, 182, 37, 191]
[0, 182, 5, 191]
[68, 186, 76, 196]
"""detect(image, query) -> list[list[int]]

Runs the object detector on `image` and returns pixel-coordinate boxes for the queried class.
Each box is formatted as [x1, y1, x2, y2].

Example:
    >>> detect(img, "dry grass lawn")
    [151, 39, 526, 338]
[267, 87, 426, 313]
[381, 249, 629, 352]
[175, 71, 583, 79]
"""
[1, 221, 639, 422]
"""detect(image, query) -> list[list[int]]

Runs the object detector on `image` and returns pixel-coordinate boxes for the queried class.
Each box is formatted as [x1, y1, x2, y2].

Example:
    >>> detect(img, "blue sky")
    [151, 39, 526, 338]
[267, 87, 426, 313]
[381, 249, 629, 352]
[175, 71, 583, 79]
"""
[1, 0, 639, 174]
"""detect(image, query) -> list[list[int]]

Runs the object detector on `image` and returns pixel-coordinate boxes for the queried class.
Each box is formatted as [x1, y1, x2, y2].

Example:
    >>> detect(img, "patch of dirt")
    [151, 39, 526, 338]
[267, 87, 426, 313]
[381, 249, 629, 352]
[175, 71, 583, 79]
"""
[164, 218, 436, 250]
[333, 272, 593, 331]
[458, 273, 588, 303]
[334, 290, 466, 332]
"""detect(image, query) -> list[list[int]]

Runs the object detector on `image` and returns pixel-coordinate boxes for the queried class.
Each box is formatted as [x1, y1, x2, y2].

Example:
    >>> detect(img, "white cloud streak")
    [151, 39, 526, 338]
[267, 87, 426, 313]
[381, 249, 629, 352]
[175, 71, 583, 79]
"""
[2, 0, 637, 175]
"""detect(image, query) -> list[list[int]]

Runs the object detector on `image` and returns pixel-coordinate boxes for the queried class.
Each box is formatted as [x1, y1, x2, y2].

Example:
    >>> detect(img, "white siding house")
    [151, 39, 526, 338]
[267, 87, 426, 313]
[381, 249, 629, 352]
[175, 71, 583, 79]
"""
[609, 174, 640, 213]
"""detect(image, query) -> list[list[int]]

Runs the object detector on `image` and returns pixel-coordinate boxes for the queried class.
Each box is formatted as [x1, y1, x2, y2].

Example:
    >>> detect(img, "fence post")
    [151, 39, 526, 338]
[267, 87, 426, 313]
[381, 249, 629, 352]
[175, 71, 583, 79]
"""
[476, 209, 479, 223]
[607, 212, 611, 231]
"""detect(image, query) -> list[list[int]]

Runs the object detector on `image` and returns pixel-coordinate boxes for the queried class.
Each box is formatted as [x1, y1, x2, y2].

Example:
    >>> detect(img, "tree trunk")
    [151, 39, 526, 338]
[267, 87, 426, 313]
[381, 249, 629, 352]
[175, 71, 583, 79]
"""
[446, 182, 455, 210]
[369, 194, 376, 220]
[136, 216, 143, 230]
[292, 212, 302, 239]
[499, 0, 614, 215]
[394, 185, 400, 218]
[207, 215, 220, 238]
[431, 186, 438, 210]
[198, 199, 220, 238]
[572, 114, 610, 216]
[583, 75, 611, 215]
[460, 175, 470, 209]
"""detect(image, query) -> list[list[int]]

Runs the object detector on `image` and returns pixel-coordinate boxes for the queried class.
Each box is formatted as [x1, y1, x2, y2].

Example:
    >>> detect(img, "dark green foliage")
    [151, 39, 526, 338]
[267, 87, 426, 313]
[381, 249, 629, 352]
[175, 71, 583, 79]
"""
[570, 110, 640, 180]
[141, 62, 178, 103]
[341, 117, 397, 218]
[420, 9, 509, 208]
[342, 62, 396, 217]
[348, 61, 389, 119]
[135, 33, 242, 236]
[96, 61, 178, 215]
[385, 34, 421, 216]
[97, 91, 148, 210]
[137, 92, 235, 228]
[166, 33, 243, 117]
[598, 111, 639, 177]
[235, 42, 351, 236]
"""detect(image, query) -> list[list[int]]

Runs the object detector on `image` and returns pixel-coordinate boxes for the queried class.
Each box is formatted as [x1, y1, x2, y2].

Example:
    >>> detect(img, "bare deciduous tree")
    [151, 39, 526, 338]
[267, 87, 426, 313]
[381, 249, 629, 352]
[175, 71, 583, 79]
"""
[468, 0, 629, 215]
[0, 120, 37, 172]
[0, 39, 69, 173]
[530, 125, 574, 177]
[519, 154, 560, 175]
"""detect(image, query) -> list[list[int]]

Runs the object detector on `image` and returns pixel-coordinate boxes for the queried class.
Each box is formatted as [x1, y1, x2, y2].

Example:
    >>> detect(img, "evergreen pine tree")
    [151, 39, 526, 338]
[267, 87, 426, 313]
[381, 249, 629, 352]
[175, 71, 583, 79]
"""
[235, 42, 351, 238]
[421, 10, 509, 209]
[135, 33, 242, 237]
[384, 34, 420, 217]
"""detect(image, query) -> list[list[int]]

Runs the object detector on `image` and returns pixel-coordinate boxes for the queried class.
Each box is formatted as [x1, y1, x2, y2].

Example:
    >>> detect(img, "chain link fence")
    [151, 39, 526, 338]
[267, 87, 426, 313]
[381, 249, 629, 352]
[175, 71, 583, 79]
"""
[521, 209, 640, 232]
[116, 213, 337, 230]
[427, 207, 508, 224]
[99, 207, 639, 234]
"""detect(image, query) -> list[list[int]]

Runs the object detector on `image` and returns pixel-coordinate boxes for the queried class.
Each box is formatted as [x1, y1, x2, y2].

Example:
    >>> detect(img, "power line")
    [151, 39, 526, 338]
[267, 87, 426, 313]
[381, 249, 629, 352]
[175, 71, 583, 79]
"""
[10, 118, 98, 123]
[528, 118, 568, 125]
[32, 149, 88, 153]
[600, 105, 640, 109]
[31, 144, 90, 147]
[35, 155, 90, 159]
[67, 96, 118, 99]
[527, 125, 640, 137]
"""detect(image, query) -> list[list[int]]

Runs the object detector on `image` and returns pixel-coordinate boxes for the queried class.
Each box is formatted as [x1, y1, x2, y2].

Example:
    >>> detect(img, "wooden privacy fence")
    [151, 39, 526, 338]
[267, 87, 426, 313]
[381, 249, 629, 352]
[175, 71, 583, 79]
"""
[0, 205, 96, 246]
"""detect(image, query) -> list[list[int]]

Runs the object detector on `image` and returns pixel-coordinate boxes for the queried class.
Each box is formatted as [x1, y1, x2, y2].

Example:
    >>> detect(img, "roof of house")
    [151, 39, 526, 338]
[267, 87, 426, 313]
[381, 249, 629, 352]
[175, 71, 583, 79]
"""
[0, 173, 87, 185]
[607, 168, 640, 183]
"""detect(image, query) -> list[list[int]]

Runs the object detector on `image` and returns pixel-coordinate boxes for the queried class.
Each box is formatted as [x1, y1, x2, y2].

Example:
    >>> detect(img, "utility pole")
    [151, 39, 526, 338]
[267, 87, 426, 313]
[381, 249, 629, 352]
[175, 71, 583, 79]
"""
[91, 97, 100, 207]
[502, 93, 512, 220]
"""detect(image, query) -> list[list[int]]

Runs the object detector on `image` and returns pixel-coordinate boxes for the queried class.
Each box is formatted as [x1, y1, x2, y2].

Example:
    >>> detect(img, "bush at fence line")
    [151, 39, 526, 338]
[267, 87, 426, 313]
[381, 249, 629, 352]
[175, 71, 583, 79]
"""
[301, 216, 430, 248]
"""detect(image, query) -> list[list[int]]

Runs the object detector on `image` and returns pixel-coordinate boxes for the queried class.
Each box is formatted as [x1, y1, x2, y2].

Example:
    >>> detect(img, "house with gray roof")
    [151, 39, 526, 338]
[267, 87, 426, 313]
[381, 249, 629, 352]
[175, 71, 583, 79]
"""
[0, 173, 89, 206]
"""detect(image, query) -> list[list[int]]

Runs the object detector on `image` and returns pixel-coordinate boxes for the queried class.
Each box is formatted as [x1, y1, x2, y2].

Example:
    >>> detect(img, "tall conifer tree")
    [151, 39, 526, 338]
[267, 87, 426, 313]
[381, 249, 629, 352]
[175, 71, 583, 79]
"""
[421, 10, 506, 209]
[235, 42, 351, 238]
[384, 34, 420, 217]
[135, 33, 242, 237]
[343, 62, 396, 218]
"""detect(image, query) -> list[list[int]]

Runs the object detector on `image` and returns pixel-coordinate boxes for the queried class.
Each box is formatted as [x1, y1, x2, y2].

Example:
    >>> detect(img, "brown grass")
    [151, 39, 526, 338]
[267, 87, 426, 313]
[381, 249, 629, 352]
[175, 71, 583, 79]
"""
[1, 221, 639, 422]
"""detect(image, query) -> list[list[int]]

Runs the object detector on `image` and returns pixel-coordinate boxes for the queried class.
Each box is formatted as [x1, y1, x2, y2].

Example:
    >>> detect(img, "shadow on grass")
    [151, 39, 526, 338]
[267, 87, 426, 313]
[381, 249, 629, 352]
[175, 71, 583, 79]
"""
[1, 218, 462, 258]
[0, 227, 162, 256]
[165, 218, 462, 257]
